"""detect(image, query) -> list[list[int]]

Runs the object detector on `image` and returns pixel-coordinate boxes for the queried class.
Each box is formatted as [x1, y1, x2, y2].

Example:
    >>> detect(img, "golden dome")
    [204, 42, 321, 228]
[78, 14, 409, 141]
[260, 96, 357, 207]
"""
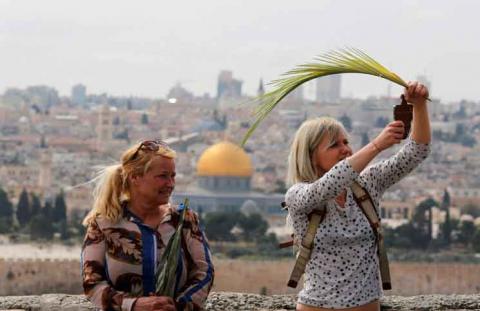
[197, 141, 253, 177]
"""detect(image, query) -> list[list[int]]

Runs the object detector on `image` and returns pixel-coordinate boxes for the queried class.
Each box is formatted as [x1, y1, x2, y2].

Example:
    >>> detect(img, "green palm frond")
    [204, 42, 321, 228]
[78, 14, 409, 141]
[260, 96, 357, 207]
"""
[241, 47, 408, 146]
[155, 198, 189, 297]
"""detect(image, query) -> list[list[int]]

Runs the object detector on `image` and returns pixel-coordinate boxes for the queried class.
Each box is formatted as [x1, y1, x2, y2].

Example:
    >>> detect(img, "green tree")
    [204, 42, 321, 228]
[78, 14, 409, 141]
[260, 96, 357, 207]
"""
[203, 211, 241, 241]
[440, 189, 452, 246]
[274, 180, 287, 193]
[461, 203, 480, 218]
[43, 200, 53, 221]
[0, 186, 13, 226]
[141, 113, 149, 125]
[0, 186, 13, 233]
[238, 213, 268, 242]
[472, 229, 480, 253]
[457, 220, 476, 247]
[52, 191, 67, 223]
[30, 193, 41, 218]
[384, 223, 419, 249]
[411, 198, 438, 248]
[70, 211, 87, 239]
[59, 220, 70, 240]
[16, 188, 30, 226]
[30, 214, 54, 240]
[455, 123, 465, 137]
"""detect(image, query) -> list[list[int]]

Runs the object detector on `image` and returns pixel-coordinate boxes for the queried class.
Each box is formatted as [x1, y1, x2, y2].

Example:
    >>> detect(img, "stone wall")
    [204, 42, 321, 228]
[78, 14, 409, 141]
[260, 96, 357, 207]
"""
[1, 293, 480, 310]
[3, 258, 480, 296]
[0, 258, 81, 296]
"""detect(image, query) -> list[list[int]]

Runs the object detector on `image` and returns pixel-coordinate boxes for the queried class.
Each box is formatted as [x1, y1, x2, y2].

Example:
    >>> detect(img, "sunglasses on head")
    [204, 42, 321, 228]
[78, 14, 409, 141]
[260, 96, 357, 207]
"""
[129, 139, 170, 162]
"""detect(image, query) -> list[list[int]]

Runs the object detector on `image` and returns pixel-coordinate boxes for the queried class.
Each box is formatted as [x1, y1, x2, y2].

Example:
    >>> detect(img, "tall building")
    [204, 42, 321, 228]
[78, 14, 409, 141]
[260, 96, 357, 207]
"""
[96, 104, 113, 151]
[71, 84, 87, 106]
[257, 79, 265, 97]
[316, 75, 341, 102]
[38, 148, 52, 194]
[217, 70, 243, 99]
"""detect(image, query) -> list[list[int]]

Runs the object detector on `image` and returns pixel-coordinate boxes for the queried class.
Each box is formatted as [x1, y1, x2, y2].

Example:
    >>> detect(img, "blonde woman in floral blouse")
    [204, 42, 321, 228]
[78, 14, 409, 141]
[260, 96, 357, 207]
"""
[82, 140, 214, 311]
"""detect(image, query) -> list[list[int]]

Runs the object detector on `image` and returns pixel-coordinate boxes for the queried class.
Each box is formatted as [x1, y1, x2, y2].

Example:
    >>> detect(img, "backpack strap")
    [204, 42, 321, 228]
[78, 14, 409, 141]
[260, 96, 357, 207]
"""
[351, 181, 392, 290]
[286, 207, 326, 288]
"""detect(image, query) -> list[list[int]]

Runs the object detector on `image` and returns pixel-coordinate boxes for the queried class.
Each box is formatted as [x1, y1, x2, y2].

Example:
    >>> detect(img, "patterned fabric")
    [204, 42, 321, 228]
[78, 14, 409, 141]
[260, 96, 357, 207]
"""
[81, 204, 214, 311]
[286, 139, 430, 308]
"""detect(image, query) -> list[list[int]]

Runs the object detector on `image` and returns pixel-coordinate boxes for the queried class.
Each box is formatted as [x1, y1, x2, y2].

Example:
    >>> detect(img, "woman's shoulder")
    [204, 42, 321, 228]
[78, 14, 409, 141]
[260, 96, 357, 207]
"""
[90, 214, 127, 230]
[286, 181, 309, 192]
[285, 181, 312, 199]
[166, 204, 201, 233]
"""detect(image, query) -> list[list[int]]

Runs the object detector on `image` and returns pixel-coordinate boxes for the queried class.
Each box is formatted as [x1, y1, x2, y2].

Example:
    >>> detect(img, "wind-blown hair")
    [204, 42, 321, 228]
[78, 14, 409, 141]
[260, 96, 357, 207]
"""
[287, 117, 347, 186]
[82, 142, 176, 226]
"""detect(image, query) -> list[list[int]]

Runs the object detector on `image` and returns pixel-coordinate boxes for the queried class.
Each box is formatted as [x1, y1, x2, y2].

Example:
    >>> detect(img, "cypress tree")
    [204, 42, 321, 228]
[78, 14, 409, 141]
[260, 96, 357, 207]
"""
[43, 200, 53, 221]
[412, 198, 437, 248]
[441, 189, 452, 246]
[0, 186, 13, 219]
[141, 113, 149, 125]
[16, 188, 31, 226]
[30, 214, 54, 240]
[30, 193, 41, 218]
[53, 190, 67, 223]
[0, 186, 14, 233]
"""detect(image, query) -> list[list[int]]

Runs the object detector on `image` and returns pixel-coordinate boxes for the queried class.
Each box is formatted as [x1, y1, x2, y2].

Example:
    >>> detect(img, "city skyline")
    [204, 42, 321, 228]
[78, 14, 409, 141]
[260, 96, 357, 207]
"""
[1, 0, 480, 102]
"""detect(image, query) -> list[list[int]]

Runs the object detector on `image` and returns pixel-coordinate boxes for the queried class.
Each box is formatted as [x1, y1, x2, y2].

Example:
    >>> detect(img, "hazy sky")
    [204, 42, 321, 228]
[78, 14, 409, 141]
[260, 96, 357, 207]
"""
[1, 0, 479, 102]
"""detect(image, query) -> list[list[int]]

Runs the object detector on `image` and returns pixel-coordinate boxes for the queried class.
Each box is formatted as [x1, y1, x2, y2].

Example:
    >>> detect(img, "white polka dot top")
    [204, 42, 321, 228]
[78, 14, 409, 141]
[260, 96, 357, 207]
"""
[285, 139, 430, 308]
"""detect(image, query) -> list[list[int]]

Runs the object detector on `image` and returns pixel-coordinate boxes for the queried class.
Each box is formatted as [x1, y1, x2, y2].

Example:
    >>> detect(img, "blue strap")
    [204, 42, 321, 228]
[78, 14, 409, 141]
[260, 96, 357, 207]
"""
[80, 250, 84, 278]
[123, 207, 157, 295]
[137, 223, 156, 295]
[179, 231, 213, 303]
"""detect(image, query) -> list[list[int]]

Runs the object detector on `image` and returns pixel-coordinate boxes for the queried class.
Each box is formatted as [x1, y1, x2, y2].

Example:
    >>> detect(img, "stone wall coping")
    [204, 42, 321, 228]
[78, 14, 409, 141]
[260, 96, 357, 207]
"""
[0, 292, 479, 310]
[0, 258, 79, 263]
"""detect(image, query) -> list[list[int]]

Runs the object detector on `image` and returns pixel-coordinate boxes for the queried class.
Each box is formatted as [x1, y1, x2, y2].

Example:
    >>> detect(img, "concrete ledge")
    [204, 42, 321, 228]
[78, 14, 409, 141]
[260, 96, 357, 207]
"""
[1, 292, 480, 310]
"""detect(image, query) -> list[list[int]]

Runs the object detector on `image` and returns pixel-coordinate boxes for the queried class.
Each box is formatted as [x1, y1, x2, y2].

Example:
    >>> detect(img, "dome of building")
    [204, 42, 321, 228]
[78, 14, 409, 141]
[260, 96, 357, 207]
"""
[196, 141, 253, 177]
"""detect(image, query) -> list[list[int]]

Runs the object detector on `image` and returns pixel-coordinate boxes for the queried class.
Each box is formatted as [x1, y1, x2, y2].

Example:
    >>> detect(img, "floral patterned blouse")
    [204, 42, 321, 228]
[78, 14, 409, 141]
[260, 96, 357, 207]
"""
[81, 204, 214, 311]
[286, 139, 430, 308]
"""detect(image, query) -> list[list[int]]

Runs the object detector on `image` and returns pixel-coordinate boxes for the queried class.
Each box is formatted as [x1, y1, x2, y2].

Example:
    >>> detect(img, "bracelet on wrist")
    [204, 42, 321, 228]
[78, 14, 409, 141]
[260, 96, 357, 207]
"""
[371, 141, 381, 153]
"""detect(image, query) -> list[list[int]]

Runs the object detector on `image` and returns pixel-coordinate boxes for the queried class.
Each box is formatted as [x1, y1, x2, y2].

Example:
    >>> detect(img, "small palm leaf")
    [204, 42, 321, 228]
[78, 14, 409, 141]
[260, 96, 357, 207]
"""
[241, 47, 408, 146]
[155, 198, 189, 297]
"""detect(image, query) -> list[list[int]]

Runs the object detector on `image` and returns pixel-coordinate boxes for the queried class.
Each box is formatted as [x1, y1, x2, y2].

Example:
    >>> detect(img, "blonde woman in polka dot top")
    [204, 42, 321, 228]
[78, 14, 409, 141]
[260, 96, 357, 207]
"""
[285, 82, 431, 311]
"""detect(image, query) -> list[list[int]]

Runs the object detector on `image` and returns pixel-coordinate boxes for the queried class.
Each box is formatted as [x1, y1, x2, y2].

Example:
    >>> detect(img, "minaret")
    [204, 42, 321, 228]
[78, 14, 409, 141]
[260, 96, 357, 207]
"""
[257, 78, 265, 97]
[38, 147, 52, 194]
[96, 103, 113, 151]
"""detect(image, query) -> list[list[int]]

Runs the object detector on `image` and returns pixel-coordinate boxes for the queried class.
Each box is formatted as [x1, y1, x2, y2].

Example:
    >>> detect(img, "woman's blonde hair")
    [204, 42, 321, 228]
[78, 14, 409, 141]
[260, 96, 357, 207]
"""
[82, 141, 176, 226]
[287, 117, 347, 185]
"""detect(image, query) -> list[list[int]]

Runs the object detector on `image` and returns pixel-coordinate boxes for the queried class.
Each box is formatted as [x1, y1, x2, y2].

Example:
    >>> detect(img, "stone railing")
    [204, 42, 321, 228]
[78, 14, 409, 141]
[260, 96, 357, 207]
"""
[1, 292, 480, 310]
